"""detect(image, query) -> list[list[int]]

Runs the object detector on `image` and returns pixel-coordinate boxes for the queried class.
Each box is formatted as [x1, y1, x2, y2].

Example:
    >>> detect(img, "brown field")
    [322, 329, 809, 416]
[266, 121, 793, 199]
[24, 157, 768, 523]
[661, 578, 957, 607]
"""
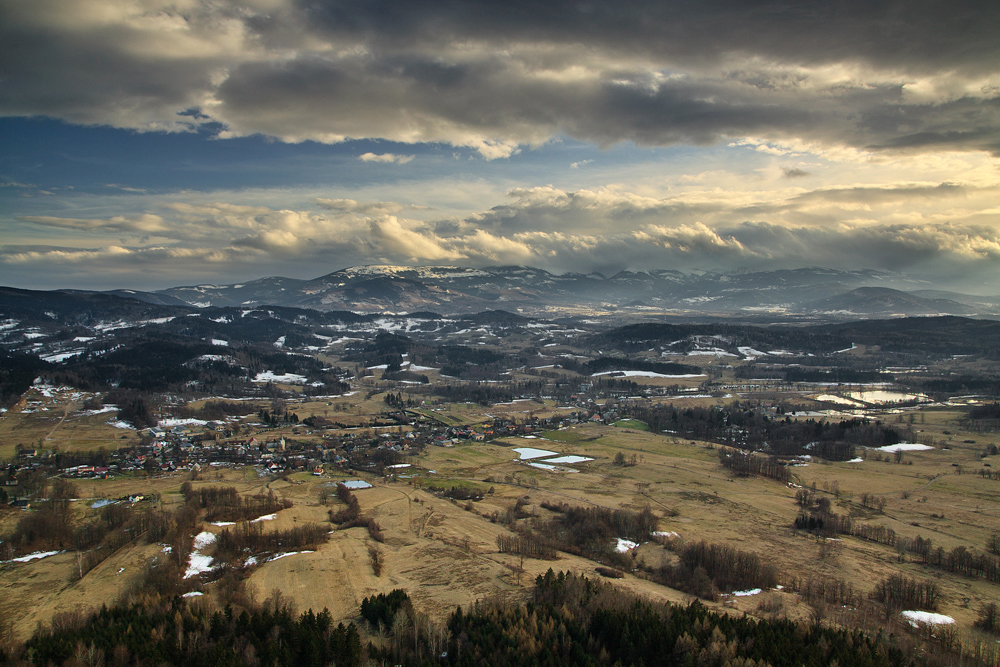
[0, 386, 143, 460]
[3, 391, 1000, 654]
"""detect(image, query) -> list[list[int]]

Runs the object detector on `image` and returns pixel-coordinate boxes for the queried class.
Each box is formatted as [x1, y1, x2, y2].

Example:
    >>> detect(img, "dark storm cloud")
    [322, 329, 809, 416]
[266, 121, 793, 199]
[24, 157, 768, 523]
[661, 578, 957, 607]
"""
[2, 0, 997, 155]
[214, 51, 822, 150]
[298, 0, 999, 75]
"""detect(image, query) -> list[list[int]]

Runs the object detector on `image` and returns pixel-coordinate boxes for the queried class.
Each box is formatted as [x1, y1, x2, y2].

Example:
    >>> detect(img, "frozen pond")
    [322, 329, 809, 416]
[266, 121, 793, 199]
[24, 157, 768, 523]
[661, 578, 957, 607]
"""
[814, 394, 862, 406]
[543, 455, 593, 464]
[513, 447, 557, 460]
[847, 390, 926, 404]
[339, 480, 373, 489]
[528, 462, 565, 471]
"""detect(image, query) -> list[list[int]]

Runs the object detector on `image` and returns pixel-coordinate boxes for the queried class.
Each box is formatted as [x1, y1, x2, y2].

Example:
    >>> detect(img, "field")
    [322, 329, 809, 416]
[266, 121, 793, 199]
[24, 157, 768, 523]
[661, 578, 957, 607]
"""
[4, 396, 1000, 651]
[3, 329, 1000, 666]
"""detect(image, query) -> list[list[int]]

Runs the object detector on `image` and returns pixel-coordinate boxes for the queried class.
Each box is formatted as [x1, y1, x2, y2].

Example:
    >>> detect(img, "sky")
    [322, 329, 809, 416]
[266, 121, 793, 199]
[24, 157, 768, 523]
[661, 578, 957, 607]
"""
[2, 0, 999, 292]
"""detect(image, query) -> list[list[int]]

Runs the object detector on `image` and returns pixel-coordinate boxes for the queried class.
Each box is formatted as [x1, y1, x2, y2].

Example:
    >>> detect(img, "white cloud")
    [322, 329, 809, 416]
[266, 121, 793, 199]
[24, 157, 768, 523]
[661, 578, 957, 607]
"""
[5, 171, 1000, 290]
[358, 152, 415, 164]
[368, 216, 460, 262]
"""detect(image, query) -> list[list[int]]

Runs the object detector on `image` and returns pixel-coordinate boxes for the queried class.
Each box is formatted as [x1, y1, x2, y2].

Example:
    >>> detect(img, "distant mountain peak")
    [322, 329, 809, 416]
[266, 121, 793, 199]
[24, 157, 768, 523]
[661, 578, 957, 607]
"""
[806, 286, 976, 316]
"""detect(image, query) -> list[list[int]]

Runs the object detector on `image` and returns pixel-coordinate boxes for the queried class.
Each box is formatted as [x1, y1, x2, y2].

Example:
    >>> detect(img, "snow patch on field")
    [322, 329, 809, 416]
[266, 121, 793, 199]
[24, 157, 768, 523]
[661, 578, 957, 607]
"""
[160, 418, 209, 427]
[253, 371, 308, 384]
[901, 611, 955, 627]
[731, 588, 762, 597]
[184, 553, 214, 579]
[184, 532, 217, 578]
[4, 550, 61, 563]
[592, 370, 706, 379]
[94, 317, 175, 333]
[340, 480, 373, 489]
[80, 406, 118, 416]
[42, 350, 84, 362]
[269, 551, 315, 562]
[871, 443, 934, 453]
[614, 539, 639, 553]
[251, 513, 277, 523]
[193, 532, 217, 550]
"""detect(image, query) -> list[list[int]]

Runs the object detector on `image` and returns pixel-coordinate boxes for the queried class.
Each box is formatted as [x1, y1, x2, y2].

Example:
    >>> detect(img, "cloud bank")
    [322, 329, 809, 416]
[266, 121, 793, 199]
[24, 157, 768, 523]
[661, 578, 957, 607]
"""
[5, 178, 999, 289]
[3, 0, 998, 158]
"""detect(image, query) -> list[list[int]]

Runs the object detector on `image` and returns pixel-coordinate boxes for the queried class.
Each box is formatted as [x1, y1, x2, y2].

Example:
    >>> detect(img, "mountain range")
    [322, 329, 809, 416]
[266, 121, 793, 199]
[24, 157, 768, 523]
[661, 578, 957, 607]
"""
[3, 265, 998, 320]
[138, 265, 999, 318]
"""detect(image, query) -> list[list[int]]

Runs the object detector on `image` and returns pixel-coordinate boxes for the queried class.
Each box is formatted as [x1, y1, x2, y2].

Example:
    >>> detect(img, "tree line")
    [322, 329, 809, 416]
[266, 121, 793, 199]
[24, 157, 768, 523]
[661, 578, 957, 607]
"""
[439, 569, 909, 667]
[181, 484, 291, 523]
[18, 596, 363, 667]
[718, 448, 791, 482]
[327, 483, 384, 542]
[626, 402, 909, 460]
[795, 505, 1000, 584]
[214, 522, 328, 566]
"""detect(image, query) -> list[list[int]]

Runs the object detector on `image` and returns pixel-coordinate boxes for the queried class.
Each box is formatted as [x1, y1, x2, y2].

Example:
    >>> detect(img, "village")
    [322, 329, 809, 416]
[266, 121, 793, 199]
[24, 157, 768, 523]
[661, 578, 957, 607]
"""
[0, 395, 629, 503]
